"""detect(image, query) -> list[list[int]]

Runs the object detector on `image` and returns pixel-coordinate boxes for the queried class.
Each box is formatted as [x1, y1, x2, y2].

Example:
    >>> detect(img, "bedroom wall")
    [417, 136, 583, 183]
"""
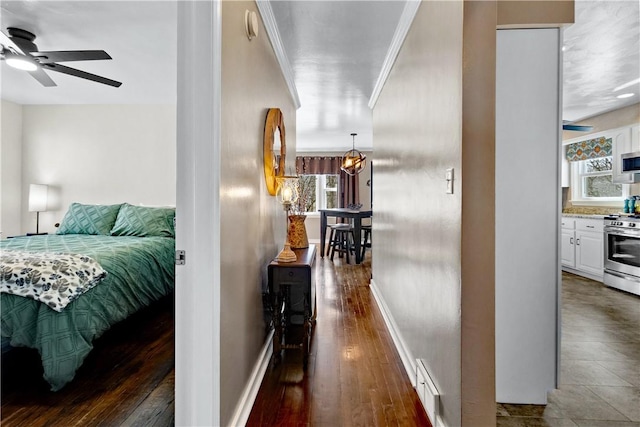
[219, 1, 297, 424]
[20, 104, 176, 234]
[1, 100, 23, 238]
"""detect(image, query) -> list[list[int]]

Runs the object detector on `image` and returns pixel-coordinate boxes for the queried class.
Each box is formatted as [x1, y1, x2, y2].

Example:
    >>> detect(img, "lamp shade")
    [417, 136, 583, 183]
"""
[276, 176, 299, 206]
[29, 184, 48, 212]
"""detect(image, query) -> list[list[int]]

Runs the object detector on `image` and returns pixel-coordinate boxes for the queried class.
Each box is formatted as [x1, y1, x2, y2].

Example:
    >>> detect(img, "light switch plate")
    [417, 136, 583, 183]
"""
[445, 168, 454, 194]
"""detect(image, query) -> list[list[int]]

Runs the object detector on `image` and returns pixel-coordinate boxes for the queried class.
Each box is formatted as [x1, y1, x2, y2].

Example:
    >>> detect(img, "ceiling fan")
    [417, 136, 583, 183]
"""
[562, 120, 593, 132]
[0, 27, 121, 88]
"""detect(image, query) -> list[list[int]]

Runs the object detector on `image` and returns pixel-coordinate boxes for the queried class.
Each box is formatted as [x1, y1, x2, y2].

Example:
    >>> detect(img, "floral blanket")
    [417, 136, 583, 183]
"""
[0, 250, 107, 312]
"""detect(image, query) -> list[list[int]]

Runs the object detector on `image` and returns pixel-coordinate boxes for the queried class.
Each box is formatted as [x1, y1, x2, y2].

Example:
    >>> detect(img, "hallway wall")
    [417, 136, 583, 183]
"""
[372, 2, 468, 426]
[372, 1, 573, 426]
[219, 1, 297, 424]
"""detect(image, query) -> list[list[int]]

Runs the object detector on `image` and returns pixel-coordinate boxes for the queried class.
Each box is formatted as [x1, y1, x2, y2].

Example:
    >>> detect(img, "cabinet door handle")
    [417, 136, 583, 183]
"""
[576, 238, 580, 245]
[570, 237, 574, 244]
[586, 225, 595, 229]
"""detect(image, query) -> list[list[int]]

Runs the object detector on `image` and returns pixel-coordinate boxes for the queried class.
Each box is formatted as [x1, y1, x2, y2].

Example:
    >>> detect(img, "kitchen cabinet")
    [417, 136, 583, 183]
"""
[612, 124, 640, 184]
[561, 218, 576, 266]
[561, 217, 604, 281]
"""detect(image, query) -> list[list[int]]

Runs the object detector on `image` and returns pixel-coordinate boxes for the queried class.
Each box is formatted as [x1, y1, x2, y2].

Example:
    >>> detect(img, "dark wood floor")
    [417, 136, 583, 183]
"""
[1, 295, 175, 427]
[247, 249, 431, 426]
[2, 249, 430, 426]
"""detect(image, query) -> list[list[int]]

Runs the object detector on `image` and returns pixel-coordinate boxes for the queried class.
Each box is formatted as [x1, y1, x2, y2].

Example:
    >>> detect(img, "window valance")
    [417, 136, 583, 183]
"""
[565, 137, 612, 162]
[295, 156, 342, 175]
[295, 156, 360, 208]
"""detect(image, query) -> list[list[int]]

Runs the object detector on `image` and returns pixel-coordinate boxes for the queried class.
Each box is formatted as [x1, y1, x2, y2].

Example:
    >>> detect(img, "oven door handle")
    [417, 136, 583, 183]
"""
[605, 229, 640, 238]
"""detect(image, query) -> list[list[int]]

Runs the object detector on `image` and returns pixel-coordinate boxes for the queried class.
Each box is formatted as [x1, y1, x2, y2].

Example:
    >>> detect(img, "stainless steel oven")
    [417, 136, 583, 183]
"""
[604, 216, 640, 296]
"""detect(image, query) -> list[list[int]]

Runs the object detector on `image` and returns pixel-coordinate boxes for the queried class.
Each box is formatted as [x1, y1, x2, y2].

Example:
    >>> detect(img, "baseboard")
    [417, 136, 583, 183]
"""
[369, 279, 417, 386]
[561, 266, 603, 283]
[227, 329, 274, 427]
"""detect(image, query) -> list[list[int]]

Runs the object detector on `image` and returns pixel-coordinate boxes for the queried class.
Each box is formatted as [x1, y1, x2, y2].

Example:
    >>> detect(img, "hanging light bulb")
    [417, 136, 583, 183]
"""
[341, 133, 366, 175]
[276, 176, 299, 208]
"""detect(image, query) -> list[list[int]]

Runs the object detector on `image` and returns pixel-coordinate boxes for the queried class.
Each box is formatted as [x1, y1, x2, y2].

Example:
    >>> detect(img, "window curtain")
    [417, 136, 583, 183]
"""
[295, 156, 359, 207]
[565, 137, 613, 162]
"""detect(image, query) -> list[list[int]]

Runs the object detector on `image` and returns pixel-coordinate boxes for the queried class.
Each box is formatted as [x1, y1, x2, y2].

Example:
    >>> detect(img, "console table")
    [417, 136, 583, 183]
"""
[267, 245, 316, 368]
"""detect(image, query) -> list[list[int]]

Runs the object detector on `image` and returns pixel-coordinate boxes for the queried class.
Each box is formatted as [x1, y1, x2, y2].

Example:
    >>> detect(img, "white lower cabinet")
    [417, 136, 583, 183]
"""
[561, 217, 604, 281]
[561, 228, 576, 267]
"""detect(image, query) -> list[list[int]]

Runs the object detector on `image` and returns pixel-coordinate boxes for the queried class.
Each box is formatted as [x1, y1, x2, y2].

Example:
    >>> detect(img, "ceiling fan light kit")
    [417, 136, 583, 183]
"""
[341, 133, 366, 175]
[4, 51, 37, 71]
[0, 27, 122, 88]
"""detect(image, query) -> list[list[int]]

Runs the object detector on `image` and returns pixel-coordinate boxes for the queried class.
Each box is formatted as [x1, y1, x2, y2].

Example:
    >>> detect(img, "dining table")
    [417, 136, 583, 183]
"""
[319, 208, 373, 264]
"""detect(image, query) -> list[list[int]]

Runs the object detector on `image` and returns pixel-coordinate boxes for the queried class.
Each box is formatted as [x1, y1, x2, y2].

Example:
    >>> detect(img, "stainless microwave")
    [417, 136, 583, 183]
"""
[622, 151, 640, 172]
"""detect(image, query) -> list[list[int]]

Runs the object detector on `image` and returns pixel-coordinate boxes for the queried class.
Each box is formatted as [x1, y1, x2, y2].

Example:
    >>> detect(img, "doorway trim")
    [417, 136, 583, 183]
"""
[175, 0, 222, 425]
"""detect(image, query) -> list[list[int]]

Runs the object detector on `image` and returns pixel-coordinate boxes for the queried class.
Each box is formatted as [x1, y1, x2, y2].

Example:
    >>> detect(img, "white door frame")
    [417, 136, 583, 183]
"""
[175, 1, 222, 425]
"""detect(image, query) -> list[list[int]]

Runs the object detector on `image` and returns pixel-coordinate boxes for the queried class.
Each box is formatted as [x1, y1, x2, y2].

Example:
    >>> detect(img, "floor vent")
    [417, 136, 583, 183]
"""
[416, 358, 441, 426]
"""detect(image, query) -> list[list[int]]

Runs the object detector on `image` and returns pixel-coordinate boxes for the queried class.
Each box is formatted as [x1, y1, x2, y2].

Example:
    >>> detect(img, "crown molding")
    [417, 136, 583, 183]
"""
[256, 0, 301, 110]
[368, 0, 421, 109]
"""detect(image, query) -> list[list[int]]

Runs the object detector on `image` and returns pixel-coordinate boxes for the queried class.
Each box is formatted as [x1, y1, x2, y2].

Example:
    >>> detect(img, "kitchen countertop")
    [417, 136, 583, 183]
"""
[561, 213, 610, 219]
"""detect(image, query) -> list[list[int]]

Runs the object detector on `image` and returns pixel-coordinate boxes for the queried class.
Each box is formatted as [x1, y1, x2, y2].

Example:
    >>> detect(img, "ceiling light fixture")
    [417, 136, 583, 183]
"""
[341, 133, 366, 176]
[5, 52, 38, 72]
[613, 78, 640, 92]
[616, 93, 635, 99]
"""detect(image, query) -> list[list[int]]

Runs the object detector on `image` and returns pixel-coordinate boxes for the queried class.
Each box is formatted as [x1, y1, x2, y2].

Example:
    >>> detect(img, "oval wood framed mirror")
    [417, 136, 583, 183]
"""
[263, 108, 287, 196]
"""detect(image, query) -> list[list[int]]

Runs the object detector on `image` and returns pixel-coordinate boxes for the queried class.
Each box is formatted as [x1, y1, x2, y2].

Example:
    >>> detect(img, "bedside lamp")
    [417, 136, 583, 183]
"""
[275, 176, 299, 263]
[29, 184, 48, 234]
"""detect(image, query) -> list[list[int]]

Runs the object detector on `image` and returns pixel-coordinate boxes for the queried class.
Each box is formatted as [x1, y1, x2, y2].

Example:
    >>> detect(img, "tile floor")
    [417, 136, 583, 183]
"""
[497, 272, 640, 427]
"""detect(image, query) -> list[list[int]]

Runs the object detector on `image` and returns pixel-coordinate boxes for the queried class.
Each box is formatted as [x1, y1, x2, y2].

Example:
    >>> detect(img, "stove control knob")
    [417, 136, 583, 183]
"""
[630, 223, 636, 228]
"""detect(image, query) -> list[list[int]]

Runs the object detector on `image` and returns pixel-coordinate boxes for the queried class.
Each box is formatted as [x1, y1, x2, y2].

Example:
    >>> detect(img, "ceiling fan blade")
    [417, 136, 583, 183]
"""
[32, 50, 112, 64]
[28, 67, 57, 87]
[563, 124, 594, 132]
[0, 30, 25, 54]
[44, 63, 122, 87]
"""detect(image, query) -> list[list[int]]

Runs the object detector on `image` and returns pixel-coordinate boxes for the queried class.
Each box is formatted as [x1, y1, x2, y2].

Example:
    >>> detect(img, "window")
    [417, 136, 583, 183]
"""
[571, 156, 628, 204]
[298, 174, 339, 213]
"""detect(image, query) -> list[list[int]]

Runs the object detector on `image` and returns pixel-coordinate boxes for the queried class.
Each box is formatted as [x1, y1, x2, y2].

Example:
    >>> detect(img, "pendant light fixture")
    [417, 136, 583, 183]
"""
[341, 133, 366, 175]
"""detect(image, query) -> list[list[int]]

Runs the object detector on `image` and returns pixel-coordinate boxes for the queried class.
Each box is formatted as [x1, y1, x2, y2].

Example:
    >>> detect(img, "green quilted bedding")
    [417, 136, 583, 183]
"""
[0, 234, 175, 391]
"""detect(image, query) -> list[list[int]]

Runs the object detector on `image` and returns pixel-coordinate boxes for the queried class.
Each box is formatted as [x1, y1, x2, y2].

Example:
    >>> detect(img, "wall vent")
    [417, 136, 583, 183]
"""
[416, 358, 441, 426]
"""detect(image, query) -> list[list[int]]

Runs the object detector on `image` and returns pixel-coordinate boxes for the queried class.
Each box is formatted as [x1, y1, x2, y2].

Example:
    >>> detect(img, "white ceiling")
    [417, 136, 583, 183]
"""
[562, 0, 640, 122]
[1, 0, 638, 150]
[270, 0, 406, 152]
[0, 1, 177, 105]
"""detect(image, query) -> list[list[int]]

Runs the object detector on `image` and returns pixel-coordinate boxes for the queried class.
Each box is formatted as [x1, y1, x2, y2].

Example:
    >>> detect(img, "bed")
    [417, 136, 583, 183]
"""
[0, 202, 175, 391]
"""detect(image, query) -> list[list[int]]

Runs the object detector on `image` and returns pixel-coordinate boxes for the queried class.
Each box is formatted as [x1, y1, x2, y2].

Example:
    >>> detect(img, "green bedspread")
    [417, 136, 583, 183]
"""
[0, 234, 175, 391]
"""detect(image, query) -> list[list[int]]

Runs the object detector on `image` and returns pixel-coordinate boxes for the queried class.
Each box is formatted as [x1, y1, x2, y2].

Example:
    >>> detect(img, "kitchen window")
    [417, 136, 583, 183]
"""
[571, 156, 628, 204]
[298, 174, 338, 213]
